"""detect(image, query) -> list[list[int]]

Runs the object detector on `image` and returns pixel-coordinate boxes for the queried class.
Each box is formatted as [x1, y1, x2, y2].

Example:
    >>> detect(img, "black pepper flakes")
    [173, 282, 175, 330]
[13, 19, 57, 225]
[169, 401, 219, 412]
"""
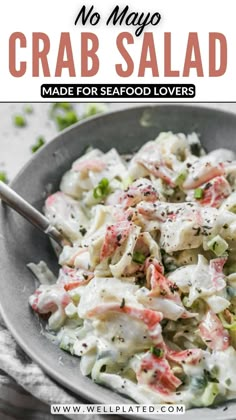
[120, 298, 125, 308]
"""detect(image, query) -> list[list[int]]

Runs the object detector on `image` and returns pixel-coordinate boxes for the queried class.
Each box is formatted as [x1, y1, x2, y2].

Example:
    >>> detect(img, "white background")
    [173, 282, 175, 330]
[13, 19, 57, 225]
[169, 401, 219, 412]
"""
[1, 0, 236, 101]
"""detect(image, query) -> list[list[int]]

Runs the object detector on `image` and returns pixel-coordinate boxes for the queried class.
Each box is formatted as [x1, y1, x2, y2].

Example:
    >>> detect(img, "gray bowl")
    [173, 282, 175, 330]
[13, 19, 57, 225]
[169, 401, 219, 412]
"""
[0, 105, 236, 420]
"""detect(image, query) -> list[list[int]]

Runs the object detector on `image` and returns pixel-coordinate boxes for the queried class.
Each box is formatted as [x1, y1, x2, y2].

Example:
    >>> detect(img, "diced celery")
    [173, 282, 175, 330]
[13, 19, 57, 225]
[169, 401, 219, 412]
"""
[228, 204, 236, 214]
[201, 383, 219, 406]
[207, 235, 228, 256]
[68, 288, 81, 304]
[59, 334, 75, 354]
[65, 302, 78, 318]
[122, 176, 133, 189]
[182, 296, 191, 307]
[219, 312, 236, 331]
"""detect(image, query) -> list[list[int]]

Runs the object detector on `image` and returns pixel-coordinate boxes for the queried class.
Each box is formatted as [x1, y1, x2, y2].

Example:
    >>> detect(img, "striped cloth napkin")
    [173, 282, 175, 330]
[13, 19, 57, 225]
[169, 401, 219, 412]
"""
[0, 313, 116, 420]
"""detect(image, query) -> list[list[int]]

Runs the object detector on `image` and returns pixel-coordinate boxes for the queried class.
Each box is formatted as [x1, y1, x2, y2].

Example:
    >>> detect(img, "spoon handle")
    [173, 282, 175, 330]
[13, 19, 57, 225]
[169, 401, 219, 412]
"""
[0, 181, 66, 247]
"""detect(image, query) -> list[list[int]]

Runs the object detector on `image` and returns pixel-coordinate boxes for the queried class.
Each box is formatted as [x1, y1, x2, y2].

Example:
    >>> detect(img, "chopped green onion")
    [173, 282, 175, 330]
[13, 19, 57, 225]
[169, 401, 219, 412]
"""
[31, 137, 45, 153]
[0, 171, 8, 183]
[51, 103, 73, 113]
[55, 111, 78, 131]
[150, 347, 164, 358]
[24, 105, 33, 114]
[175, 171, 187, 187]
[83, 103, 107, 118]
[207, 235, 228, 257]
[132, 251, 146, 264]
[93, 178, 110, 199]
[50, 103, 78, 131]
[50, 103, 106, 131]
[14, 114, 26, 127]
[194, 188, 204, 199]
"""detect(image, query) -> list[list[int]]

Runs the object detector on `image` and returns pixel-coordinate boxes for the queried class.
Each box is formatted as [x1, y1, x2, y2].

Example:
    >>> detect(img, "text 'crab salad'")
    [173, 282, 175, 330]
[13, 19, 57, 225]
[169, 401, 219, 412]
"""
[29, 132, 236, 408]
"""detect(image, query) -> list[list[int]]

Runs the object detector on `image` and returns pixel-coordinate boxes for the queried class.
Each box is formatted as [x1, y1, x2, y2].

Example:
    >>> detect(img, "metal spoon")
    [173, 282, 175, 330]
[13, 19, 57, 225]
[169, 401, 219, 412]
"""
[0, 181, 70, 248]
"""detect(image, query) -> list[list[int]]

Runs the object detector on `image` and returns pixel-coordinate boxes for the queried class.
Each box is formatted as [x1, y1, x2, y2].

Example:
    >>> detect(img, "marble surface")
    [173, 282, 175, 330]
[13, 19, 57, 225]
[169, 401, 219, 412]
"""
[1, 102, 236, 182]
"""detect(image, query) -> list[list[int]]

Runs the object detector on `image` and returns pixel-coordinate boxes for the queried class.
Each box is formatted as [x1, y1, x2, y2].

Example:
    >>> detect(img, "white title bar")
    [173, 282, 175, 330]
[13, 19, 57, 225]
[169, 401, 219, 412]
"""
[0, 0, 236, 100]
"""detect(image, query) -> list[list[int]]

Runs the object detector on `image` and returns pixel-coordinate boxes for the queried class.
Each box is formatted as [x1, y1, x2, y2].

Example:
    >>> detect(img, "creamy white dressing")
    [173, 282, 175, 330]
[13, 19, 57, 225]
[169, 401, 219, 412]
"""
[29, 132, 236, 409]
